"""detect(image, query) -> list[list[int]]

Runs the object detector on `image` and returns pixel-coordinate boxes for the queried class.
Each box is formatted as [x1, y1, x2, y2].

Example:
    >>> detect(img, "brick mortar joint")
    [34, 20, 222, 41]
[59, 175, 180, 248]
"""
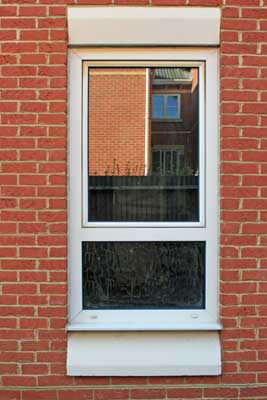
[3, 383, 267, 390]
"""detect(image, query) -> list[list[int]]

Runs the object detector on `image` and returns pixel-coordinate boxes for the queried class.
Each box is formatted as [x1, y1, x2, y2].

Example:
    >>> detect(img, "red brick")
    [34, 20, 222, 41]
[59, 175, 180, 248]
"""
[167, 388, 202, 398]
[19, 247, 48, 258]
[20, 318, 48, 329]
[116, 0, 148, 3]
[2, 376, 36, 387]
[3, 284, 37, 295]
[19, 223, 47, 233]
[21, 340, 49, 351]
[0, 351, 34, 363]
[20, 148, 46, 160]
[0, 364, 18, 374]
[221, 19, 257, 30]
[204, 387, 238, 397]
[2, 66, 36, 76]
[1, 260, 36, 270]
[0, 318, 17, 328]
[0, 30, 16, 40]
[221, 282, 257, 294]
[0, 6, 17, 16]
[22, 390, 58, 400]
[58, 389, 94, 400]
[95, 389, 130, 400]
[0, 391, 21, 400]
[48, 6, 66, 15]
[19, 6, 46, 16]
[2, 18, 35, 28]
[2, 42, 36, 53]
[20, 29, 49, 40]
[37, 376, 72, 386]
[19, 295, 48, 305]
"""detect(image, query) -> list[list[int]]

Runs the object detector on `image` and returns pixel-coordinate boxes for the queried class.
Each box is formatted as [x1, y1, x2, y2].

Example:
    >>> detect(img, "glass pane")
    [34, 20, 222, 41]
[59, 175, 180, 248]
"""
[167, 95, 178, 119]
[88, 67, 199, 222]
[82, 241, 205, 309]
[152, 95, 164, 118]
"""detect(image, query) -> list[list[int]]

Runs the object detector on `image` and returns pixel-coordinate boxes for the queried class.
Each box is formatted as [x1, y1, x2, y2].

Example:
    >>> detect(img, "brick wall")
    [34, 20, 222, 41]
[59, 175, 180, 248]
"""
[88, 68, 147, 176]
[1, 0, 267, 399]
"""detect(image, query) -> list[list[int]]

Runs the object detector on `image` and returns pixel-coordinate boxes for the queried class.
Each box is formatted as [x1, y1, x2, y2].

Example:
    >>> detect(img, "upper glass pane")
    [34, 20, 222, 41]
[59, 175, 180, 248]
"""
[88, 67, 199, 222]
[152, 95, 164, 119]
[167, 95, 179, 119]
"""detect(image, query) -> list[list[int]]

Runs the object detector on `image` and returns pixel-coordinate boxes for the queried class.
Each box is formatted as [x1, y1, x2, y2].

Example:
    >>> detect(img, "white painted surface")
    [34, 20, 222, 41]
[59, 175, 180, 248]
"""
[67, 7, 221, 46]
[68, 321, 223, 331]
[67, 331, 221, 376]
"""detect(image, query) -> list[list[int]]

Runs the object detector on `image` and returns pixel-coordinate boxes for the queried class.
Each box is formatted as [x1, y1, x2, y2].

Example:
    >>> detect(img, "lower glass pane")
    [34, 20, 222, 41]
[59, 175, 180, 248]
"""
[82, 241, 205, 309]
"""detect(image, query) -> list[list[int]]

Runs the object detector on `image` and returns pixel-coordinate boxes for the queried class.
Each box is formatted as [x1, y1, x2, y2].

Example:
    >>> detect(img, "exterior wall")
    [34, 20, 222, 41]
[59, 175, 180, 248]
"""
[1, 0, 267, 399]
[88, 68, 147, 176]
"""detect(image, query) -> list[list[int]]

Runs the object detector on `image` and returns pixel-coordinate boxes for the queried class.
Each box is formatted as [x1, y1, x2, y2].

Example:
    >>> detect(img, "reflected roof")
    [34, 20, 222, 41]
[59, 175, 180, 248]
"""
[154, 68, 192, 81]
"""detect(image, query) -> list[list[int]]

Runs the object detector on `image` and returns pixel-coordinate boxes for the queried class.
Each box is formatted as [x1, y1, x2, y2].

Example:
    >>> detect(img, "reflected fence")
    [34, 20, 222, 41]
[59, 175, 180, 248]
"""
[88, 175, 199, 222]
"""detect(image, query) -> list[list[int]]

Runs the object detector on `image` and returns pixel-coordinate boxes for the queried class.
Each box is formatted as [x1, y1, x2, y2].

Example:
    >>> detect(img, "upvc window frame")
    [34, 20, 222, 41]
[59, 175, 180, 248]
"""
[68, 47, 221, 332]
[83, 59, 205, 229]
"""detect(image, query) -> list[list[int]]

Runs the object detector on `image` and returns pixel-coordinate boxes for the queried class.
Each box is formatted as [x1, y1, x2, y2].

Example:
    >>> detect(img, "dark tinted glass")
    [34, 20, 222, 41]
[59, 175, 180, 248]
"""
[82, 241, 205, 309]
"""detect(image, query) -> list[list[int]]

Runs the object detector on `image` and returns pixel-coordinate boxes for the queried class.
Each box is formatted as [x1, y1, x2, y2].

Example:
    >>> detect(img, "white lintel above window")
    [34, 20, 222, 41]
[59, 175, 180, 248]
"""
[67, 6, 221, 47]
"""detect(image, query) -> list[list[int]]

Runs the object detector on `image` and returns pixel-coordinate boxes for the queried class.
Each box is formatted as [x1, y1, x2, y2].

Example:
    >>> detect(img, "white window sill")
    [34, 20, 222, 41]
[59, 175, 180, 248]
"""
[67, 330, 221, 376]
[67, 321, 222, 331]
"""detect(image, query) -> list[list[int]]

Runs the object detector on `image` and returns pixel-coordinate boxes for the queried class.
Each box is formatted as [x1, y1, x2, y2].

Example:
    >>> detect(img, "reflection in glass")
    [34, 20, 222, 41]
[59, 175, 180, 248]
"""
[152, 95, 164, 119]
[82, 241, 205, 309]
[167, 95, 178, 119]
[88, 67, 199, 222]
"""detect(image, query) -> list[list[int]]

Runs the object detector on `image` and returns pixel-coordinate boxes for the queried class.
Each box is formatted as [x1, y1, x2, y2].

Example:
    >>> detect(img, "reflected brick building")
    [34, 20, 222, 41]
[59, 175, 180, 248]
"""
[88, 67, 199, 177]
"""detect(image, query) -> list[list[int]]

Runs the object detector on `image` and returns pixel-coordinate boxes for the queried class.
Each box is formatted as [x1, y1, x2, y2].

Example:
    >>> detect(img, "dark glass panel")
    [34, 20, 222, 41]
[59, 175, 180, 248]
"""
[82, 241, 205, 309]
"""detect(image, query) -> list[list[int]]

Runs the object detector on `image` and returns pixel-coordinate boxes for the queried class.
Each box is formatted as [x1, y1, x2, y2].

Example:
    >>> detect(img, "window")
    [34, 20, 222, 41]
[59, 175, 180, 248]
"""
[152, 146, 184, 175]
[67, 5, 221, 377]
[152, 94, 181, 120]
[69, 48, 220, 328]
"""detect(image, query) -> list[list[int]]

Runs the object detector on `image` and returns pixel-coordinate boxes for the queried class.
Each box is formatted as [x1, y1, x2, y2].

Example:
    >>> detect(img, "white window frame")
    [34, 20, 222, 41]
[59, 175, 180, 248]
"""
[68, 47, 220, 332]
[83, 60, 204, 228]
[152, 93, 181, 120]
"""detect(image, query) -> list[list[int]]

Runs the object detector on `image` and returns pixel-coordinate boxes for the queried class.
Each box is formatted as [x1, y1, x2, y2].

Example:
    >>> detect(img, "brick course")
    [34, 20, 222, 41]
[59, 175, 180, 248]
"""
[1, 0, 267, 398]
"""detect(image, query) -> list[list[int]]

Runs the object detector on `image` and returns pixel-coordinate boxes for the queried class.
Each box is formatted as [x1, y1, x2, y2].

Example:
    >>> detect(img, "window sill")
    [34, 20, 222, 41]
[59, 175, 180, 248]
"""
[67, 330, 221, 376]
[67, 321, 222, 331]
